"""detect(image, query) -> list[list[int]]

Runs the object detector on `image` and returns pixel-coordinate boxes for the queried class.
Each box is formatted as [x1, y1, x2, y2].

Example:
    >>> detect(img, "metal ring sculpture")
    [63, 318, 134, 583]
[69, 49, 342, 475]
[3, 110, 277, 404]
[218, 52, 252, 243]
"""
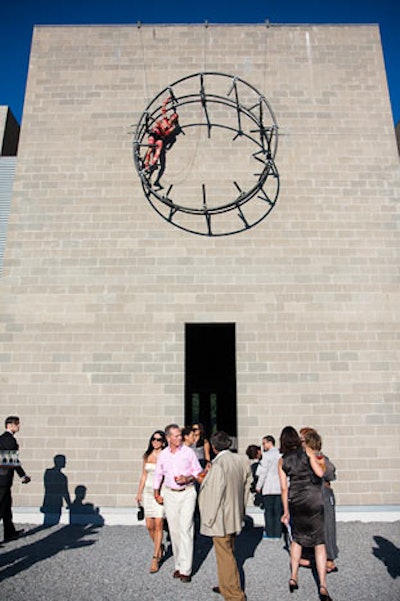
[133, 72, 279, 236]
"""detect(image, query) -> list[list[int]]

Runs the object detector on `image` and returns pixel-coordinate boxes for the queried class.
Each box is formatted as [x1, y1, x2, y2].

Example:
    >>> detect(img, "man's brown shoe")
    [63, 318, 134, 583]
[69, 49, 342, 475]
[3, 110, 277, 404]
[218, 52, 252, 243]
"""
[180, 574, 191, 583]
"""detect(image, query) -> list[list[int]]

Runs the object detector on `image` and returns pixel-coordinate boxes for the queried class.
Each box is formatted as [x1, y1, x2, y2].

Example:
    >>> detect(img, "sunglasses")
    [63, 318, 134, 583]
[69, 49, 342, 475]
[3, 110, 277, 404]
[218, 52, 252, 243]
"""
[152, 437, 163, 442]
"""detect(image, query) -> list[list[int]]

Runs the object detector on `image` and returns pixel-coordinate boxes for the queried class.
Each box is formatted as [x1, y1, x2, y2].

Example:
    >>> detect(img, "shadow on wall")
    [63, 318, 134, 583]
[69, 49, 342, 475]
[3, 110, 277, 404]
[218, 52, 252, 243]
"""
[69, 485, 104, 526]
[40, 454, 104, 527]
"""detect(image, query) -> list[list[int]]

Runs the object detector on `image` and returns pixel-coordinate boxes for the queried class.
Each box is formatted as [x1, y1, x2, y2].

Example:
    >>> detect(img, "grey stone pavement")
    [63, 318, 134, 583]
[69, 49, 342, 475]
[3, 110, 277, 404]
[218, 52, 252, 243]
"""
[1, 516, 400, 601]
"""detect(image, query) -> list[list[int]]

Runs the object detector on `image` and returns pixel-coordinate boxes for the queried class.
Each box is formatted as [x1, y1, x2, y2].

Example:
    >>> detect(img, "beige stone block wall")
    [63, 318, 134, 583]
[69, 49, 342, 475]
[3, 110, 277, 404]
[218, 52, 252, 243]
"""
[0, 24, 399, 509]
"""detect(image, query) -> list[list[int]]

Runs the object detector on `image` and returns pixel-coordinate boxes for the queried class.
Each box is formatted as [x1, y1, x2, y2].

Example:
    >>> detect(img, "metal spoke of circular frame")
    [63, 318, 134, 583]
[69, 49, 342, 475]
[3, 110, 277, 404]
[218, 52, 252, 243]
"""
[133, 72, 280, 236]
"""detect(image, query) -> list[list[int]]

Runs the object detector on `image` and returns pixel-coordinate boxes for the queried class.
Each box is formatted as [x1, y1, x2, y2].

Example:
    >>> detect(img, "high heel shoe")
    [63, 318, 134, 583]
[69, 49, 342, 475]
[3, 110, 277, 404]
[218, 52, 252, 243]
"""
[326, 566, 338, 574]
[150, 556, 159, 574]
[319, 586, 332, 601]
[289, 578, 299, 593]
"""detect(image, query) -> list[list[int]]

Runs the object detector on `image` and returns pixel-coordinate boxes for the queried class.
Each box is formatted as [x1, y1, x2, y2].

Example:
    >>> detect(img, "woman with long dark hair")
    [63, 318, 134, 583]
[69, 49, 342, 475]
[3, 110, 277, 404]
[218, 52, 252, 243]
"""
[278, 426, 333, 601]
[192, 422, 211, 468]
[136, 430, 167, 573]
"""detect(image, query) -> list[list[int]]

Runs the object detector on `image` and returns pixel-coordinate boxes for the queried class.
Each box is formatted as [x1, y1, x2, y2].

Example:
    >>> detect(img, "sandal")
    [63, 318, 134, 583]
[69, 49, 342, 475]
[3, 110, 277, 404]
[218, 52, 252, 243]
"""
[326, 565, 338, 574]
[319, 586, 332, 601]
[150, 556, 159, 574]
[289, 578, 299, 593]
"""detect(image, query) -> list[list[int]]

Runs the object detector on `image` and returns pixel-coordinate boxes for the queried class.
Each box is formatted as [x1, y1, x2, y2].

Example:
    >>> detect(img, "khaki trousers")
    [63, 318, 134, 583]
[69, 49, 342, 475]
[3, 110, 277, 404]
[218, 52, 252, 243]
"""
[163, 486, 196, 576]
[213, 534, 246, 601]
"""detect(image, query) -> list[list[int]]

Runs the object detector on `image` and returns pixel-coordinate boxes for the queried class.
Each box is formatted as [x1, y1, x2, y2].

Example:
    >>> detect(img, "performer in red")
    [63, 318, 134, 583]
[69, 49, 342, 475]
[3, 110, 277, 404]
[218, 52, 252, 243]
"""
[144, 97, 180, 186]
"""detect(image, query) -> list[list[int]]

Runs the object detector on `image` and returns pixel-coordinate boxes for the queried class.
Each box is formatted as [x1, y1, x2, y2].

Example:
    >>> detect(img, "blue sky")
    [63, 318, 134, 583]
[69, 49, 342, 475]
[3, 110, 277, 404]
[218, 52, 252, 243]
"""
[1, 0, 399, 125]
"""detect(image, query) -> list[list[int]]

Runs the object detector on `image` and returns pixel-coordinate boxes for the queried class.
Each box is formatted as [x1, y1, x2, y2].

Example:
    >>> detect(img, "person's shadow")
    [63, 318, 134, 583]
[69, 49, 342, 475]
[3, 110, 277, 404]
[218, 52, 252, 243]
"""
[373, 535, 400, 578]
[192, 515, 264, 584]
[0, 524, 101, 582]
[40, 454, 71, 527]
[69, 485, 104, 526]
[191, 532, 213, 576]
[236, 518, 264, 591]
[191, 501, 214, 575]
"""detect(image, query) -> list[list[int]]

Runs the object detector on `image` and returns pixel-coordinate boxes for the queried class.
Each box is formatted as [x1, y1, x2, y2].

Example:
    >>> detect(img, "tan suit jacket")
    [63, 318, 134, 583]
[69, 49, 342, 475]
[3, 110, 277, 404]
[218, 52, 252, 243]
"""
[199, 450, 252, 537]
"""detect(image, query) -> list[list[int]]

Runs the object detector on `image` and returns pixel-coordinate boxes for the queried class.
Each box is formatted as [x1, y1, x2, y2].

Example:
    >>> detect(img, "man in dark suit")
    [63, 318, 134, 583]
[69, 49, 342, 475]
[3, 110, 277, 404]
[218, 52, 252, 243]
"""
[0, 416, 31, 541]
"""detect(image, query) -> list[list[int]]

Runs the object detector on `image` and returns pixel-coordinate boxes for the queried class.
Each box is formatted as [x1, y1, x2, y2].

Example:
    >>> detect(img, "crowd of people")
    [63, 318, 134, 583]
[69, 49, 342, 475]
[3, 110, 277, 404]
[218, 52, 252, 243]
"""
[0, 416, 337, 601]
[136, 423, 251, 600]
[135, 422, 338, 601]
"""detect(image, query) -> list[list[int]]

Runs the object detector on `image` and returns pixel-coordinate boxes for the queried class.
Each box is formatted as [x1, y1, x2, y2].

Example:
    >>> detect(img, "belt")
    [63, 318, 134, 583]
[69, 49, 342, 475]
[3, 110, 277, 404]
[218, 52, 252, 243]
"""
[166, 485, 194, 492]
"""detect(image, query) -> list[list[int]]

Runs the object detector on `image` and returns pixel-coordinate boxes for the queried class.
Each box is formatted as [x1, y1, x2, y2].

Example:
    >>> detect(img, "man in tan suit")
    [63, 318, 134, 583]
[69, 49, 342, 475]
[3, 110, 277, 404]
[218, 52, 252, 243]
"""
[198, 431, 252, 601]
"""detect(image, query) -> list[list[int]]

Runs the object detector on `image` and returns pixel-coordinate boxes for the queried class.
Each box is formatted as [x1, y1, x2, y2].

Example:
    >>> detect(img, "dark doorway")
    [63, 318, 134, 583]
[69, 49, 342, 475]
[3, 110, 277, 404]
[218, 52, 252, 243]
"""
[185, 323, 237, 449]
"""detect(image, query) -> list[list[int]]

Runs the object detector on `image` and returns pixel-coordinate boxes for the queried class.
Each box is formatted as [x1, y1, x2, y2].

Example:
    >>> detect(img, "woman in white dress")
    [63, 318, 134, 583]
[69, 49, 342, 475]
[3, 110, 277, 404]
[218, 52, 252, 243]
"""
[136, 430, 167, 573]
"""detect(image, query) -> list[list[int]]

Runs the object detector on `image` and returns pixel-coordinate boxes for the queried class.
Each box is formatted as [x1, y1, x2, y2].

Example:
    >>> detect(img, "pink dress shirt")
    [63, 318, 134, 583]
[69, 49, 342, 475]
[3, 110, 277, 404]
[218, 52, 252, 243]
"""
[153, 444, 202, 490]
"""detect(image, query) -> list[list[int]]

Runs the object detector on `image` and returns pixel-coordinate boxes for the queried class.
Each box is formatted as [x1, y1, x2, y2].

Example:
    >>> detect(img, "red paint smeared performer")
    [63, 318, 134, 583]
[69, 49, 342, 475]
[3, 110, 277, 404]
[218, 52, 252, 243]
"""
[144, 96, 180, 188]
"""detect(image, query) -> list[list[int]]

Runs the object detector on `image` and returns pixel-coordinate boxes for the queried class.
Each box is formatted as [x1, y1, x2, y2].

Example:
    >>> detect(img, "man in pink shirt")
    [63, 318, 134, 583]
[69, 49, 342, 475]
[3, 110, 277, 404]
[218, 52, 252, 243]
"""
[153, 423, 202, 582]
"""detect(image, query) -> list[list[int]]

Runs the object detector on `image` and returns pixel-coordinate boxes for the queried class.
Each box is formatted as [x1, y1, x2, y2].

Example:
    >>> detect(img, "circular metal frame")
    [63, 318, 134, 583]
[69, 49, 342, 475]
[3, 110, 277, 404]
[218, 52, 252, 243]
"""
[133, 72, 279, 236]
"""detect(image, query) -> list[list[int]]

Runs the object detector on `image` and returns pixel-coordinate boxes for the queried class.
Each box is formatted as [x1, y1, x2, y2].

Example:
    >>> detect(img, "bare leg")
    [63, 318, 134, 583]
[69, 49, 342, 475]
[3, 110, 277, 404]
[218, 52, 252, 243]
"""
[146, 517, 161, 573]
[153, 151, 166, 188]
[153, 517, 164, 560]
[290, 540, 302, 582]
[315, 543, 330, 594]
[146, 517, 155, 542]
[144, 136, 156, 169]
[151, 140, 163, 166]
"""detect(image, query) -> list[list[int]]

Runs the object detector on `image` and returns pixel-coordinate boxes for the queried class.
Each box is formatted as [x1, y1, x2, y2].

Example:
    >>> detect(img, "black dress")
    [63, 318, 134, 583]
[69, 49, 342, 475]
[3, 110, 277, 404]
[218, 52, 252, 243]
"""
[282, 448, 325, 547]
[323, 455, 338, 560]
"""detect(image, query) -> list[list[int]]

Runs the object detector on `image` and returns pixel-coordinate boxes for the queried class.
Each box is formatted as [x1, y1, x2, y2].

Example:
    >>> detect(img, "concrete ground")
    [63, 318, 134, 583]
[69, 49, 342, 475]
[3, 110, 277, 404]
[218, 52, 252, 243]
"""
[1, 513, 399, 601]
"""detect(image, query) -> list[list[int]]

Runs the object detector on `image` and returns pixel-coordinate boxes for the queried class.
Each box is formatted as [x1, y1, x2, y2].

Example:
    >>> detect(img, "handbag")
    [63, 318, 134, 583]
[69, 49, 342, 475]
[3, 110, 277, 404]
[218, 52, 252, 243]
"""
[137, 505, 145, 521]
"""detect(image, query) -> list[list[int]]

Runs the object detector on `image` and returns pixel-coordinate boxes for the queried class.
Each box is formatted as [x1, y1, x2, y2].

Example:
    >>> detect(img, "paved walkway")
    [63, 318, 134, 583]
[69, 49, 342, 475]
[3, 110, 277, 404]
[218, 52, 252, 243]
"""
[1, 516, 400, 601]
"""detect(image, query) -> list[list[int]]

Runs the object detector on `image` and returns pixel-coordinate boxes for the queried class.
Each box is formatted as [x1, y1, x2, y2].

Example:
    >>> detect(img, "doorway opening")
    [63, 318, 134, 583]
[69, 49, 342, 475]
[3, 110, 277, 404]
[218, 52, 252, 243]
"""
[185, 323, 237, 450]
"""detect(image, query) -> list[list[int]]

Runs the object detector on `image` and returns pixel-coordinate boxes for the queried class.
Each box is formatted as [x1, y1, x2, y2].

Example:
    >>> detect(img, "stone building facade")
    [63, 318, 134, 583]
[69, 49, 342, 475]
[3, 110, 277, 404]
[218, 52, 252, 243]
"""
[0, 107, 18, 274]
[1, 24, 399, 510]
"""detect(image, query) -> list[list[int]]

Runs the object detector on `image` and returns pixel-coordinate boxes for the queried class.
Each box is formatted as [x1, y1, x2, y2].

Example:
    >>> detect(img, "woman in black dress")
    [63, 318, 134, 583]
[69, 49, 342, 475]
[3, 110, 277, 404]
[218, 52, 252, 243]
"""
[301, 428, 339, 574]
[278, 426, 332, 601]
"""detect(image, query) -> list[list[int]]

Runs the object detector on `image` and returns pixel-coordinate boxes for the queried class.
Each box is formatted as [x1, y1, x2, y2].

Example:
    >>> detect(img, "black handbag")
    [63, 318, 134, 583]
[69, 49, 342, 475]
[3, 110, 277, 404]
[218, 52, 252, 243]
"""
[137, 505, 145, 521]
